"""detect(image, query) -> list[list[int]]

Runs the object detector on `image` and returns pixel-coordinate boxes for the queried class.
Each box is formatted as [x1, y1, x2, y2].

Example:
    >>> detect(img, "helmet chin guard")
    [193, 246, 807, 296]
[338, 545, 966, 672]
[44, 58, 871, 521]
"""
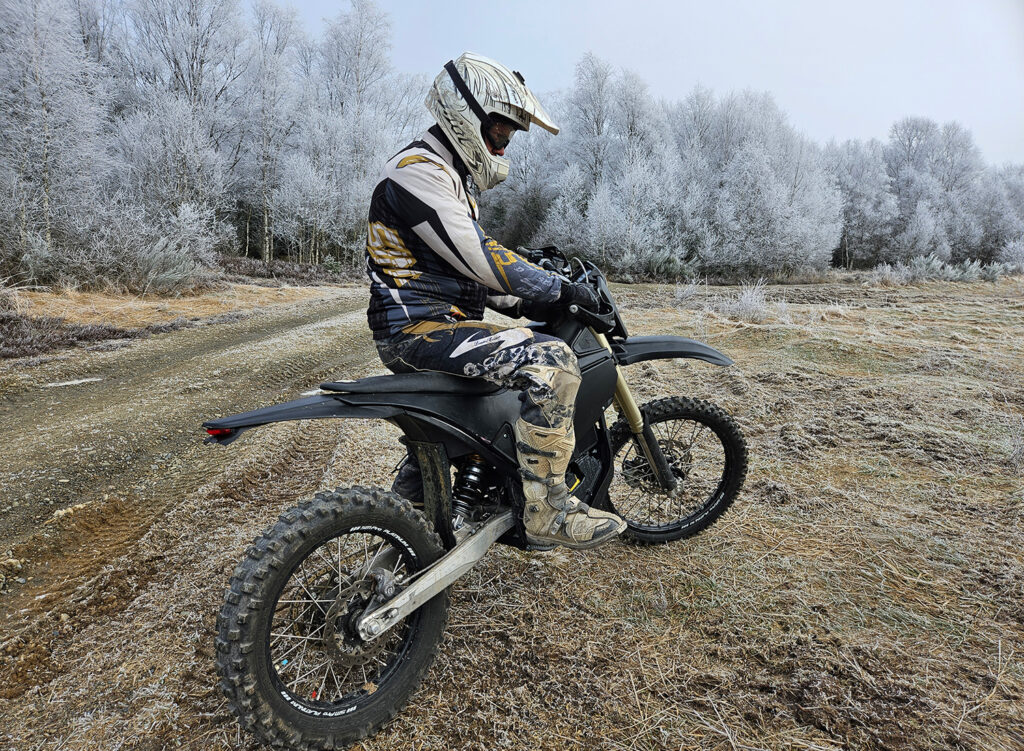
[426, 52, 559, 191]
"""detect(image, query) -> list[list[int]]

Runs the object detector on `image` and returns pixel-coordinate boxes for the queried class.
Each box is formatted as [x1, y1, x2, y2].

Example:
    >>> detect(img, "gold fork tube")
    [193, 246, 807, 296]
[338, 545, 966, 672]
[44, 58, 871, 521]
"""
[593, 331, 644, 434]
[592, 331, 677, 490]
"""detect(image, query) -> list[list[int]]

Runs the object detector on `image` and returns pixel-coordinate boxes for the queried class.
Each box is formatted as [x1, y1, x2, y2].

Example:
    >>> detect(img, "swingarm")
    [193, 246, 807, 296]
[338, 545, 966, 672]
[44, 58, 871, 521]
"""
[355, 511, 515, 642]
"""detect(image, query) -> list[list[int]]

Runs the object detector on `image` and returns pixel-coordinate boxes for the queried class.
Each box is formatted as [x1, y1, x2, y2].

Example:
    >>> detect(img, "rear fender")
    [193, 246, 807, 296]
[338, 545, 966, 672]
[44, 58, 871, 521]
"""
[202, 392, 521, 472]
[202, 394, 401, 445]
[612, 335, 733, 367]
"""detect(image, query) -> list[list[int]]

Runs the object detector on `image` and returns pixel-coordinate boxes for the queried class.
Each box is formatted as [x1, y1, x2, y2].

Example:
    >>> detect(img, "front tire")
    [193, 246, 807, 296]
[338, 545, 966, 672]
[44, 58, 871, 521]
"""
[607, 397, 747, 544]
[215, 487, 448, 750]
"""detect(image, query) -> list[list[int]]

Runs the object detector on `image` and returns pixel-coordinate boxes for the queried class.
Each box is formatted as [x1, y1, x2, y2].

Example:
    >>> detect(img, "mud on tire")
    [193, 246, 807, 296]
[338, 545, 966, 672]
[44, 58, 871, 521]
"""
[607, 397, 747, 545]
[215, 487, 448, 750]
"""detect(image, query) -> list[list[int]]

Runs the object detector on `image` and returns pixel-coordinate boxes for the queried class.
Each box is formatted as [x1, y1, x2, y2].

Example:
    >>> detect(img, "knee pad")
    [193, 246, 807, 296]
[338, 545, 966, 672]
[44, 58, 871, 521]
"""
[517, 341, 581, 428]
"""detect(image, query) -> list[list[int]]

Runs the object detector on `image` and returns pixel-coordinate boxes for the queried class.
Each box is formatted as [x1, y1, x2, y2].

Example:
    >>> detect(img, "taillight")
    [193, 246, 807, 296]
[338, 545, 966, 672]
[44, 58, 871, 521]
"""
[206, 428, 235, 437]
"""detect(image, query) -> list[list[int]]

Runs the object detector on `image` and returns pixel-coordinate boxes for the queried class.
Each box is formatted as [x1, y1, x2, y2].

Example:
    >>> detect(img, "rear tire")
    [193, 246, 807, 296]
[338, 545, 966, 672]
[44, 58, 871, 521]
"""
[607, 397, 747, 544]
[215, 487, 448, 750]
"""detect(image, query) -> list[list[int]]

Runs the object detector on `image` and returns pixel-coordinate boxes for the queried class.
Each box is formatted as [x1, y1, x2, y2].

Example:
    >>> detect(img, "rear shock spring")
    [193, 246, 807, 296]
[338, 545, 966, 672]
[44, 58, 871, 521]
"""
[452, 454, 488, 528]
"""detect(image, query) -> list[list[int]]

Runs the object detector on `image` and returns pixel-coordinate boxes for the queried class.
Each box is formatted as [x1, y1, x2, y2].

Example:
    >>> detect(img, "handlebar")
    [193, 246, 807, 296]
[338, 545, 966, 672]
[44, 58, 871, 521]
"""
[518, 245, 625, 337]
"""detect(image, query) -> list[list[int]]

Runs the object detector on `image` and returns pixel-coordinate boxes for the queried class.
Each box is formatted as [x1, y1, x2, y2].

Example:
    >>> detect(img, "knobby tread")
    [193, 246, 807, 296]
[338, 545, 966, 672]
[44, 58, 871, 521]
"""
[215, 486, 448, 750]
[608, 396, 747, 545]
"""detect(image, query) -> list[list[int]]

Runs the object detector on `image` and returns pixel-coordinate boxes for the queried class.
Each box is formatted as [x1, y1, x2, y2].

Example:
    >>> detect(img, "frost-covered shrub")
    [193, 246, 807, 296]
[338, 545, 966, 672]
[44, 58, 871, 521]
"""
[870, 262, 910, 286]
[133, 237, 203, 294]
[906, 254, 949, 280]
[979, 263, 1008, 282]
[624, 247, 695, 282]
[18, 233, 53, 284]
[6, 199, 222, 293]
[774, 298, 792, 324]
[158, 203, 226, 268]
[996, 239, 1024, 272]
[951, 259, 983, 282]
[673, 280, 703, 307]
[870, 255, 1013, 286]
[715, 279, 771, 322]
[0, 285, 15, 312]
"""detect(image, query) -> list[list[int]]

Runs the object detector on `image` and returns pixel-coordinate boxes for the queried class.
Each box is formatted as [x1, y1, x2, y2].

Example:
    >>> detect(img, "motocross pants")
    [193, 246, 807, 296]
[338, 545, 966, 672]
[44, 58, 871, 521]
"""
[376, 319, 579, 498]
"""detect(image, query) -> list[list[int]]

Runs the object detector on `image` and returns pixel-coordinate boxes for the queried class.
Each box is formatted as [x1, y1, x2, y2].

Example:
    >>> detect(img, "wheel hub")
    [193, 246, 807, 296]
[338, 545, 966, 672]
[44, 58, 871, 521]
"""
[323, 572, 396, 668]
[622, 441, 689, 490]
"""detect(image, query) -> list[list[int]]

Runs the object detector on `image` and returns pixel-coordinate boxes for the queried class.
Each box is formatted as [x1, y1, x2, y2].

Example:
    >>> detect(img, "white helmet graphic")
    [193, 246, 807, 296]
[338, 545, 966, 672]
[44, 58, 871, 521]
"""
[426, 52, 559, 191]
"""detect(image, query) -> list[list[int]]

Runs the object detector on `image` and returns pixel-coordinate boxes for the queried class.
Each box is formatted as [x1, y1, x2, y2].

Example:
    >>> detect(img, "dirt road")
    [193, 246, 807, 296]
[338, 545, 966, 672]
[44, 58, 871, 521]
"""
[1, 280, 1022, 750]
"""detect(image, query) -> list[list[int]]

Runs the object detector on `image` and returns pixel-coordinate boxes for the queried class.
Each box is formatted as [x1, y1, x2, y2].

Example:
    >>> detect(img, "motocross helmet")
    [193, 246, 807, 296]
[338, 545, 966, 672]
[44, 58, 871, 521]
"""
[425, 52, 559, 191]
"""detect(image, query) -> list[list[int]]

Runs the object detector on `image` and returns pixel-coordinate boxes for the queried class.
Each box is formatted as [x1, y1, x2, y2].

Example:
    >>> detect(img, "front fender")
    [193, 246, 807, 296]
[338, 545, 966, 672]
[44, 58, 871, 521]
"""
[612, 335, 733, 367]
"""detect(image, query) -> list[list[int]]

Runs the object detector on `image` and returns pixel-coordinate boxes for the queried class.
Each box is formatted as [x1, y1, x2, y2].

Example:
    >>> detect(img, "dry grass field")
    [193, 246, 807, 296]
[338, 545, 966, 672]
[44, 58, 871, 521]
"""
[1, 277, 1022, 750]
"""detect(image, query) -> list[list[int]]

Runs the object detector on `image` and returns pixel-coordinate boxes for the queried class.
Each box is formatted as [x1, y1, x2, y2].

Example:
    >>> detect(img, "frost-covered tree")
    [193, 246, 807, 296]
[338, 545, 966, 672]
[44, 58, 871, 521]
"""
[663, 88, 840, 276]
[119, 0, 249, 211]
[884, 117, 948, 260]
[273, 151, 332, 263]
[271, 0, 424, 264]
[881, 117, 1001, 263]
[533, 163, 589, 254]
[709, 141, 792, 273]
[482, 125, 562, 250]
[0, 0, 111, 279]
[69, 0, 119, 64]
[235, 0, 299, 261]
[567, 53, 615, 189]
[977, 165, 1024, 264]
[825, 139, 897, 267]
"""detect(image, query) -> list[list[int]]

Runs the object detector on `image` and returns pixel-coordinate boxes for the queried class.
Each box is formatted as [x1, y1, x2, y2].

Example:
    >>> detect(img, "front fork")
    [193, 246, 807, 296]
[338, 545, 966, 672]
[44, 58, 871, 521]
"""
[593, 331, 678, 491]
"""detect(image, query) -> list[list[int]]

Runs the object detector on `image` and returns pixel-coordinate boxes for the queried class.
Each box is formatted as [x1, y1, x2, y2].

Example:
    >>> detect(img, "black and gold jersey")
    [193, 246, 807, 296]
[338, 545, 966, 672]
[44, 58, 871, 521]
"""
[365, 126, 562, 340]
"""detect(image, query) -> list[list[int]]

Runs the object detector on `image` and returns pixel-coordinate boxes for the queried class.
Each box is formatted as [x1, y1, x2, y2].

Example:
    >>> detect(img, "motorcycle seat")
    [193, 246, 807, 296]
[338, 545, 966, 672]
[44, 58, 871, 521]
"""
[320, 372, 502, 395]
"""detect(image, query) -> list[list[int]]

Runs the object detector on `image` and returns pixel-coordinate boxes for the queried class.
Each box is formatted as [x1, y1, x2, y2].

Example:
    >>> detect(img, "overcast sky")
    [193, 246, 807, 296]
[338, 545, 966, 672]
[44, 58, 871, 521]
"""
[290, 0, 1024, 164]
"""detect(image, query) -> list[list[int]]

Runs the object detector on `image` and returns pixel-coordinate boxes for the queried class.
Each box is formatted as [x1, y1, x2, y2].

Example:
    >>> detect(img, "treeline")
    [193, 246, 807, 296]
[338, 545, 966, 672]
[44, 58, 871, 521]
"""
[485, 55, 1024, 280]
[0, 0, 426, 291]
[1, 0, 1022, 293]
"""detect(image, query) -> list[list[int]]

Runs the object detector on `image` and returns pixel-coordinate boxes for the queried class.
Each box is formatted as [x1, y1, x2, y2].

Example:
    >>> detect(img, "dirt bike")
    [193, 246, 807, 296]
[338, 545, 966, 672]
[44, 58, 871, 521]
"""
[204, 248, 747, 750]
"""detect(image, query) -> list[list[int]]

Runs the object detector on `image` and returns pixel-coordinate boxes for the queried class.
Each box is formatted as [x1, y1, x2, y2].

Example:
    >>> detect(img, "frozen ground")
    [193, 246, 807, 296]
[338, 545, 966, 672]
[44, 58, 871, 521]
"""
[1, 278, 1022, 750]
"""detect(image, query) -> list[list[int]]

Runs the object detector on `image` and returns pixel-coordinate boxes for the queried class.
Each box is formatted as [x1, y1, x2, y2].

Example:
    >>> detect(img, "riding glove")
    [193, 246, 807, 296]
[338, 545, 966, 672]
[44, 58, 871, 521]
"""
[557, 281, 601, 312]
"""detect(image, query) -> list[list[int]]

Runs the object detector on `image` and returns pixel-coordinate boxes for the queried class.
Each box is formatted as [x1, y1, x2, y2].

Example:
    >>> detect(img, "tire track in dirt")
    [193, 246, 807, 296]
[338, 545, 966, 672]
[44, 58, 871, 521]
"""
[0, 420, 347, 709]
[0, 289, 383, 708]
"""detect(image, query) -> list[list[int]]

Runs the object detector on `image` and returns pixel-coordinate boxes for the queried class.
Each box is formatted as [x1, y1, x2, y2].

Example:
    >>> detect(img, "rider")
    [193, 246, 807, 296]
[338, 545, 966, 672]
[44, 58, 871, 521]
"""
[365, 52, 625, 549]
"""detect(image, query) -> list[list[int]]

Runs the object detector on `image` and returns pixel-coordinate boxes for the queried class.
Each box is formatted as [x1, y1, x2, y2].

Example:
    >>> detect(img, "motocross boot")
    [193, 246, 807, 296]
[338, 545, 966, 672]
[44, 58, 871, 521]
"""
[514, 419, 626, 549]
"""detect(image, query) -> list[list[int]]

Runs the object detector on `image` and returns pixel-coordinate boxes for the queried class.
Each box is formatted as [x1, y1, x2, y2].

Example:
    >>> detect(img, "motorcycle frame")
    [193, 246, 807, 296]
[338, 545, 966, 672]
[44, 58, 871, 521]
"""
[205, 324, 730, 547]
[205, 307, 733, 642]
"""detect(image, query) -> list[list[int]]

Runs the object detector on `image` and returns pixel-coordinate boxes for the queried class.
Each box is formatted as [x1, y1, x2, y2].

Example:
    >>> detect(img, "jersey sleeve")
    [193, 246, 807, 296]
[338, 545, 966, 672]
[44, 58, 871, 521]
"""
[384, 158, 562, 303]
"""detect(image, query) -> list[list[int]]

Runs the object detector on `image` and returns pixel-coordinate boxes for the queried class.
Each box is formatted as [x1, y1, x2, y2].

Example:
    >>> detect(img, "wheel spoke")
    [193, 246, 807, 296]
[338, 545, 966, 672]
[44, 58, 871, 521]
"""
[271, 630, 328, 642]
[289, 658, 330, 690]
[329, 662, 343, 701]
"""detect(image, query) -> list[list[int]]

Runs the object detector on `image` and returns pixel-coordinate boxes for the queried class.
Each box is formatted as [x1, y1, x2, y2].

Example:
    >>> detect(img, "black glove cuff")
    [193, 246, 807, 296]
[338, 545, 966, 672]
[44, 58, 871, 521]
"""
[557, 281, 578, 305]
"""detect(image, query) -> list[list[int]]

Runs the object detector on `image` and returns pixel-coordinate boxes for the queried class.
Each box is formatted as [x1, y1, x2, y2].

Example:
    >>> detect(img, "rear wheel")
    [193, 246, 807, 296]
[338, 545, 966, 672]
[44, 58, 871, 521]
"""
[607, 397, 747, 544]
[216, 487, 448, 750]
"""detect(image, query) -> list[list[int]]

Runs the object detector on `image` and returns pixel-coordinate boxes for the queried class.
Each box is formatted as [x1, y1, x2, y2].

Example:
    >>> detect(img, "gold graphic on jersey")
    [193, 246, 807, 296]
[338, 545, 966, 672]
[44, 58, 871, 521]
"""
[486, 240, 534, 290]
[397, 155, 444, 170]
[367, 222, 421, 286]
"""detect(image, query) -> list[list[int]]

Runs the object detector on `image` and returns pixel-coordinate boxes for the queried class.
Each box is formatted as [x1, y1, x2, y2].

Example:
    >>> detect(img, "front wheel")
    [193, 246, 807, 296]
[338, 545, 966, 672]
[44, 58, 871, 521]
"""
[607, 397, 747, 544]
[215, 487, 448, 750]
